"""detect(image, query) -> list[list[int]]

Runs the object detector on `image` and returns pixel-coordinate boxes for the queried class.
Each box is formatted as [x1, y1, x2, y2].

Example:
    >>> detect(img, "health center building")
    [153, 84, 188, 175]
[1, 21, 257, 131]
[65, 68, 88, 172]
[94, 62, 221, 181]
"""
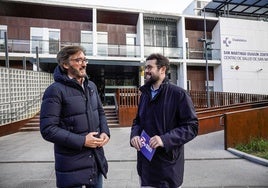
[0, 0, 268, 105]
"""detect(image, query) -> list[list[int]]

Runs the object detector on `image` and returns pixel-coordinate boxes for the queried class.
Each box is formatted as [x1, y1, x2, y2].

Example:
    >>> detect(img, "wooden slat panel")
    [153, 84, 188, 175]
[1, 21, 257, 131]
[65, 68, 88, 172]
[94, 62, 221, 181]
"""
[224, 107, 268, 149]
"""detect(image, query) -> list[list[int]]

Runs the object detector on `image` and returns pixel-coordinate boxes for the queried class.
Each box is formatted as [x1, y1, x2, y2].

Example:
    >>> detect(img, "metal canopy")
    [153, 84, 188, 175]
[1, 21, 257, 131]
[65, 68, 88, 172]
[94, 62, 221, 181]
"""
[204, 0, 268, 19]
[29, 57, 143, 66]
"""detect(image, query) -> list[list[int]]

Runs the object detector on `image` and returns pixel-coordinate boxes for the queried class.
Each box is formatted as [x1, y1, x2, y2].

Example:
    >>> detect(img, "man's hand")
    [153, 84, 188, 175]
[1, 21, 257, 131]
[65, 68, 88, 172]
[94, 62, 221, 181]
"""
[99, 133, 109, 147]
[131, 136, 142, 151]
[149, 135, 164, 148]
[84, 132, 105, 148]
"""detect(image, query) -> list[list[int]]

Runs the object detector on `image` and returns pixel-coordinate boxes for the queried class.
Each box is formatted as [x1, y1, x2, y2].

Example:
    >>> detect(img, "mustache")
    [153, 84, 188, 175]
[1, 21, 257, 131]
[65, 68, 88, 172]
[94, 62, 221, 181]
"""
[75, 65, 86, 71]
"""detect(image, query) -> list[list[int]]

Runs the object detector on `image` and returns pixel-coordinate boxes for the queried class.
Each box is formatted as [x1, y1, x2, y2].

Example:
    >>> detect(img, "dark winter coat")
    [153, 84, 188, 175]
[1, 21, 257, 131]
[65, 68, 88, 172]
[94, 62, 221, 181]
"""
[40, 66, 110, 188]
[130, 79, 198, 188]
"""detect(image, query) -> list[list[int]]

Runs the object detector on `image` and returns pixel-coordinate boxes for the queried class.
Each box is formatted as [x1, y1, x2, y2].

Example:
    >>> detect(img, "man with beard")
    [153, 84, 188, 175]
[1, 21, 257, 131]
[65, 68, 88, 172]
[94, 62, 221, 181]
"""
[130, 53, 198, 188]
[40, 45, 110, 188]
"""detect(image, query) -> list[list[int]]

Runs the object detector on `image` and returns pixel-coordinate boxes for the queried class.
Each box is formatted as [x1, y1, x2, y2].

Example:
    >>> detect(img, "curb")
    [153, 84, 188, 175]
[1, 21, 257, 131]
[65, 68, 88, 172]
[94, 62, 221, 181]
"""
[227, 147, 268, 167]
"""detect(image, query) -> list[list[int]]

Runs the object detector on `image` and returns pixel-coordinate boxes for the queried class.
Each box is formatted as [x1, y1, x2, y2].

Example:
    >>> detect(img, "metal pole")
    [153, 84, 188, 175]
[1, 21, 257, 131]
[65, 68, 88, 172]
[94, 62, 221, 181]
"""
[35, 46, 39, 71]
[4, 32, 9, 68]
[204, 8, 211, 107]
[23, 56, 27, 70]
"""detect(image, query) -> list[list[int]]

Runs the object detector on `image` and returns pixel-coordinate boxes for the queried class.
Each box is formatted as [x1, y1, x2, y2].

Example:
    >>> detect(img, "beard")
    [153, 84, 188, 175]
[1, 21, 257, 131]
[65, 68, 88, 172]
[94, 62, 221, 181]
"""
[69, 65, 87, 79]
[145, 73, 159, 85]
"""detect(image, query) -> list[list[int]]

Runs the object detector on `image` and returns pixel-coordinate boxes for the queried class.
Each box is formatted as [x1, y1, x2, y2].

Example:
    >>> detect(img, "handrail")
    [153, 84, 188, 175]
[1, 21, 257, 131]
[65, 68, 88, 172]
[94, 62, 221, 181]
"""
[196, 100, 268, 113]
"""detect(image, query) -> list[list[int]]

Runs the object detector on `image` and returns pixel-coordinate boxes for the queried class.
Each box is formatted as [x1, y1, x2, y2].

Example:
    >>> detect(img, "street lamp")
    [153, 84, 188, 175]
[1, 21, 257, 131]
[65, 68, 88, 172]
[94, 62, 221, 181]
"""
[198, 7, 214, 108]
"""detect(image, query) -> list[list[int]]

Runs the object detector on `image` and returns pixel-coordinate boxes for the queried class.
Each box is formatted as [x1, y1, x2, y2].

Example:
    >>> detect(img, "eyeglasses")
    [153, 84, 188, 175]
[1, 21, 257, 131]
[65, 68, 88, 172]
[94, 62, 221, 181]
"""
[70, 58, 88, 64]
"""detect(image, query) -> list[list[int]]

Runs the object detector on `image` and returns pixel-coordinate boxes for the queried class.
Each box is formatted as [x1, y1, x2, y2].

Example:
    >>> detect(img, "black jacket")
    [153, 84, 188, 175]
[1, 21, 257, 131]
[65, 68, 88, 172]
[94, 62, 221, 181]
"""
[131, 79, 198, 188]
[40, 66, 110, 187]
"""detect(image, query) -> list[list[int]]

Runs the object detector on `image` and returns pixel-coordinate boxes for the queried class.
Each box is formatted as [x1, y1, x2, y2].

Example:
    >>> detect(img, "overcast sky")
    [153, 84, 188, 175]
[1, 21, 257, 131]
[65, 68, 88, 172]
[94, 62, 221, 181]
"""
[91, 0, 193, 13]
[52, 0, 194, 14]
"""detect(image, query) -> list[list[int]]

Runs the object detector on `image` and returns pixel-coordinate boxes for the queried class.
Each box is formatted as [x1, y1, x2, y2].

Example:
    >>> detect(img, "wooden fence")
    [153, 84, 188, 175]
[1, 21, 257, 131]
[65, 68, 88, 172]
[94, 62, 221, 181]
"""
[115, 88, 140, 126]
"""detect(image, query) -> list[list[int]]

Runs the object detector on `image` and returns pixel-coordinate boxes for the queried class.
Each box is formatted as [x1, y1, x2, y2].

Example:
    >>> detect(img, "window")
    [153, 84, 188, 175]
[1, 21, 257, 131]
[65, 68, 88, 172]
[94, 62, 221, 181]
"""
[126, 33, 137, 57]
[0, 26, 7, 39]
[155, 27, 165, 46]
[144, 18, 177, 47]
[0, 25, 7, 52]
[81, 31, 93, 55]
[144, 28, 154, 46]
[31, 36, 42, 53]
[97, 32, 108, 56]
[187, 80, 191, 91]
[49, 30, 60, 54]
[30, 27, 60, 54]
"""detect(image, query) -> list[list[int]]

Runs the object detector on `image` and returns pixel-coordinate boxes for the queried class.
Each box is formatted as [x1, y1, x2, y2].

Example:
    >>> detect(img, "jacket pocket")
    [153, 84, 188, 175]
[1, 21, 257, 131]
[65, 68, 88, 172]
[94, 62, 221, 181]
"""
[157, 147, 181, 164]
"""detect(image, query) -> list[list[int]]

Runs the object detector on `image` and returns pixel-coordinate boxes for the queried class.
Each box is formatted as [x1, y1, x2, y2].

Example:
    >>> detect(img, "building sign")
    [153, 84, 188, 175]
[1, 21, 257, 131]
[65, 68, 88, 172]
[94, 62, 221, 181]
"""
[217, 17, 268, 94]
[220, 18, 268, 63]
[223, 50, 268, 62]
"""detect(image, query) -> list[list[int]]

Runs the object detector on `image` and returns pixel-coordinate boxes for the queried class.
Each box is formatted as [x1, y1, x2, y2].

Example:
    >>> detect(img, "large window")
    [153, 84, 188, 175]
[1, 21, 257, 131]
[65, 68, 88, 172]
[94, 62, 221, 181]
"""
[144, 17, 177, 47]
[30, 27, 60, 54]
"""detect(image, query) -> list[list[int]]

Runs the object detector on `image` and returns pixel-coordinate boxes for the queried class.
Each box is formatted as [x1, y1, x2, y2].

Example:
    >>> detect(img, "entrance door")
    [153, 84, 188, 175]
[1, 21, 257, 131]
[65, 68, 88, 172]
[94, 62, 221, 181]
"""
[87, 65, 139, 105]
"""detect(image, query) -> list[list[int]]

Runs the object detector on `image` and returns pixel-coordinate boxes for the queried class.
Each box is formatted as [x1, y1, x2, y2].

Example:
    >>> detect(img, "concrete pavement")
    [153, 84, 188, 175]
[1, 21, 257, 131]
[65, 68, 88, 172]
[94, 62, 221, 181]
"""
[0, 128, 267, 188]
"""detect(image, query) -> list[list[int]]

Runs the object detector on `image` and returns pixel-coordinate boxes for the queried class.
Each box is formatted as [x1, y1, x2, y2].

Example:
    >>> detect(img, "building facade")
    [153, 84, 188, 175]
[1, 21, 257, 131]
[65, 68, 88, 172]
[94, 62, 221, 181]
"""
[0, 0, 267, 106]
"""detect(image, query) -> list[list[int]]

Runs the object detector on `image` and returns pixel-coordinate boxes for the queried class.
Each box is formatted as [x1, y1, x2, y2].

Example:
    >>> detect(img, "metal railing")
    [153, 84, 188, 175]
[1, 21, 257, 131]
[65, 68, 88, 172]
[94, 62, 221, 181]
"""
[97, 43, 141, 57]
[0, 39, 93, 55]
[1, 39, 223, 60]
[187, 48, 221, 60]
[115, 88, 268, 109]
[1, 39, 142, 57]
[144, 46, 183, 59]
[191, 90, 268, 109]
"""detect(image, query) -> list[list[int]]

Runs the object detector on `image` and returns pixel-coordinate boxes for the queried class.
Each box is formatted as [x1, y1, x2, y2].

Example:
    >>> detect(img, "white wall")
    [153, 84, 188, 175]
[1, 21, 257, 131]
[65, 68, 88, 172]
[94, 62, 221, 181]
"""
[211, 21, 222, 91]
[220, 17, 268, 94]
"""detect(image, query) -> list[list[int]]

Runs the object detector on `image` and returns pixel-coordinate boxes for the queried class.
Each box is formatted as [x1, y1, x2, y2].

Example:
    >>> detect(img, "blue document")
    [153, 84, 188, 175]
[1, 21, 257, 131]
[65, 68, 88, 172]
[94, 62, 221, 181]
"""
[140, 130, 156, 161]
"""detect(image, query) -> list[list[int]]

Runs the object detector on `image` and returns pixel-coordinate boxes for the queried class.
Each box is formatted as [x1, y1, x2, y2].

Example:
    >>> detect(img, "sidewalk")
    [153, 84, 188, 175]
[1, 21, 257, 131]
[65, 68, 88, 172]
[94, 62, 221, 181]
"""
[0, 128, 267, 188]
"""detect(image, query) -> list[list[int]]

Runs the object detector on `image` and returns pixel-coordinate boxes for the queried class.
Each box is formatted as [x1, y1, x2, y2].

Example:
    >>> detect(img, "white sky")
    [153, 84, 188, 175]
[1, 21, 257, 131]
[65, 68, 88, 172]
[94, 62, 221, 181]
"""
[50, 0, 194, 14]
[91, 0, 193, 13]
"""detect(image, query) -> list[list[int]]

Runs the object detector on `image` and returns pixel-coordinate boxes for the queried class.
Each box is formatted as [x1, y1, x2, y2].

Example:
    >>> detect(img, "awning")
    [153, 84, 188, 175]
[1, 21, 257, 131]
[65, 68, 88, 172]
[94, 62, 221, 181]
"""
[29, 57, 144, 66]
[204, 0, 268, 19]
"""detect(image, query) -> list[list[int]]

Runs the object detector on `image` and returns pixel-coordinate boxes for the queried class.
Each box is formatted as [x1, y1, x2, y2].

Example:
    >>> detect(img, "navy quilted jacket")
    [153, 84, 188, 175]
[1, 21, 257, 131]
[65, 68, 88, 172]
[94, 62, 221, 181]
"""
[130, 79, 198, 188]
[40, 66, 110, 187]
